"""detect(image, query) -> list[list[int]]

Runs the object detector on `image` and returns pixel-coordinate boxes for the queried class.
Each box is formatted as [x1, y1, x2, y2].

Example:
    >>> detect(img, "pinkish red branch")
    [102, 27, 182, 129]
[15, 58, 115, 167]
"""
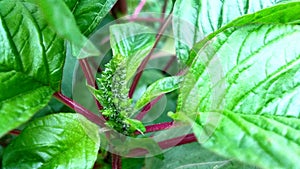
[127, 133, 197, 157]
[53, 92, 105, 127]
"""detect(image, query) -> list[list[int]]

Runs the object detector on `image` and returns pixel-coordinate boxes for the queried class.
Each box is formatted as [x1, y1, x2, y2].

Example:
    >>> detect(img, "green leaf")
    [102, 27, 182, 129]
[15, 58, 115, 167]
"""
[0, 1, 58, 137]
[196, 110, 300, 169]
[124, 118, 146, 133]
[173, 0, 300, 64]
[33, 0, 100, 58]
[191, 1, 300, 64]
[68, 0, 117, 36]
[110, 23, 156, 81]
[135, 76, 183, 109]
[145, 142, 257, 169]
[178, 24, 300, 168]
[23, 1, 66, 89]
[2, 113, 100, 169]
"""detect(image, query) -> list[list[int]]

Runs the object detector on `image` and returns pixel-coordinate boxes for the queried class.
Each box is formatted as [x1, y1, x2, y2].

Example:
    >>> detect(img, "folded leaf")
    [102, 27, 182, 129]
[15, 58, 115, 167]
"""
[136, 76, 183, 109]
[2, 113, 100, 169]
[177, 24, 300, 168]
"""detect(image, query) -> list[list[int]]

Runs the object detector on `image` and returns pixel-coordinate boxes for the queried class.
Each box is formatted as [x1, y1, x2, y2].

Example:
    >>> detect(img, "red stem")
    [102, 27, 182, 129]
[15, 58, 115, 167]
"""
[135, 94, 164, 120]
[53, 92, 105, 127]
[112, 154, 122, 169]
[130, 0, 147, 20]
[129, 12, 173, 98]
[163, 56, 176, 72]
[135, 121, 174, 134]
[79, 59, 103, 110]
[127, 133, 197, 157]
[160, 0, 168, 19]
[9, 129, 21, 135]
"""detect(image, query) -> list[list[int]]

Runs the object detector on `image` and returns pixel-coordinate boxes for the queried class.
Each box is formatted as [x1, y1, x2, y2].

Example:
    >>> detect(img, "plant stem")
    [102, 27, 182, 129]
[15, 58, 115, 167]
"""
[129, 11, 173, 98]
[135, 121, 174, 134]
[79, 59, 103, 110]
[127, 133, 197, 157]
[131, 0, 147, 20]
[163, 55, 176, 72]
[161, 0, 169, 19]
[53, 92, 105, 127]
[158, 133, 197, 149]
[130, 17, 164, 22]
[112, 154, 122, 169]
[135, 94, 164, 120]
[9, 129, 21, 135]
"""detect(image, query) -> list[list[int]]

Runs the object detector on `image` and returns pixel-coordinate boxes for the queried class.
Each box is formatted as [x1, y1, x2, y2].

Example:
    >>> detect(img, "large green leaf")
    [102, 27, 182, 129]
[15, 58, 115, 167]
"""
[32, 0, 99, 58]
[173, 0, 299, 64]
[0, 1, 57, 137]
[23, 1, 66, 89]
[177, 24, 300, 168]
[145, 142, 257, 169]
[110, 23, 156, 81]
[2, 113, 100, 169]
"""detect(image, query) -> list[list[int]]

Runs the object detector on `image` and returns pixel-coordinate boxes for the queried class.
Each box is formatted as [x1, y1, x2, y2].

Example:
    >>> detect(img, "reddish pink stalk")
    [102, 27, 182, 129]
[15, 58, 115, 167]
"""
[127, 133, 197, 157]
[79, 59, 103, 110]
[53, 92, 105, 126]
[129, 13, 173, 98]
[135, 121, 174, 134]
[163, 56, 176, 72]
[135, 95, 164, 120]
[130, 0, 147, 20]
[112, 154, 122, 169]
[9, 129, 21, 135]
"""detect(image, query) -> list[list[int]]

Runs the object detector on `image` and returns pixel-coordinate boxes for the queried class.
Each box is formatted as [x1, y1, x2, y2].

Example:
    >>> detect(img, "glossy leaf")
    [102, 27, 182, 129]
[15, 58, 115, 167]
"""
[173, 0, 299, 64]
[23, 2, 66, 89]
[65, 0, 117, 36]
[110, 23, 156, 81]
[178, 24, 300, 168]
[135, 76, 183, 109]
[0, 1, 56, 137]
[2, 113, 100, 169]
[33, 0, 100, 58]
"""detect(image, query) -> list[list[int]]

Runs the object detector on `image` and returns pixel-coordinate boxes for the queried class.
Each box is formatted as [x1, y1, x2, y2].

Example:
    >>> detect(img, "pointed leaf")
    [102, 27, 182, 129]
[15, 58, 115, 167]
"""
[173, 0, 300, 64]
[2, 113, 100, 169]
[178, 24, 300, 168]
[136, 76, 183, 109]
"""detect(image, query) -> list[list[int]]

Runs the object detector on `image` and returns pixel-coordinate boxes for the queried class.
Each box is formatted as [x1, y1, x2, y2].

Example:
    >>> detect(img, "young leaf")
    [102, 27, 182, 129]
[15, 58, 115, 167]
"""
[32, 0, 100, 58]
[2, 113, 100, 169]
[0, 1, 58, 137]
[135, 76, 183, 109]
[173, 0, 300, 64]
[177, 24, 300, 168]
[110, 23, 156, 81]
